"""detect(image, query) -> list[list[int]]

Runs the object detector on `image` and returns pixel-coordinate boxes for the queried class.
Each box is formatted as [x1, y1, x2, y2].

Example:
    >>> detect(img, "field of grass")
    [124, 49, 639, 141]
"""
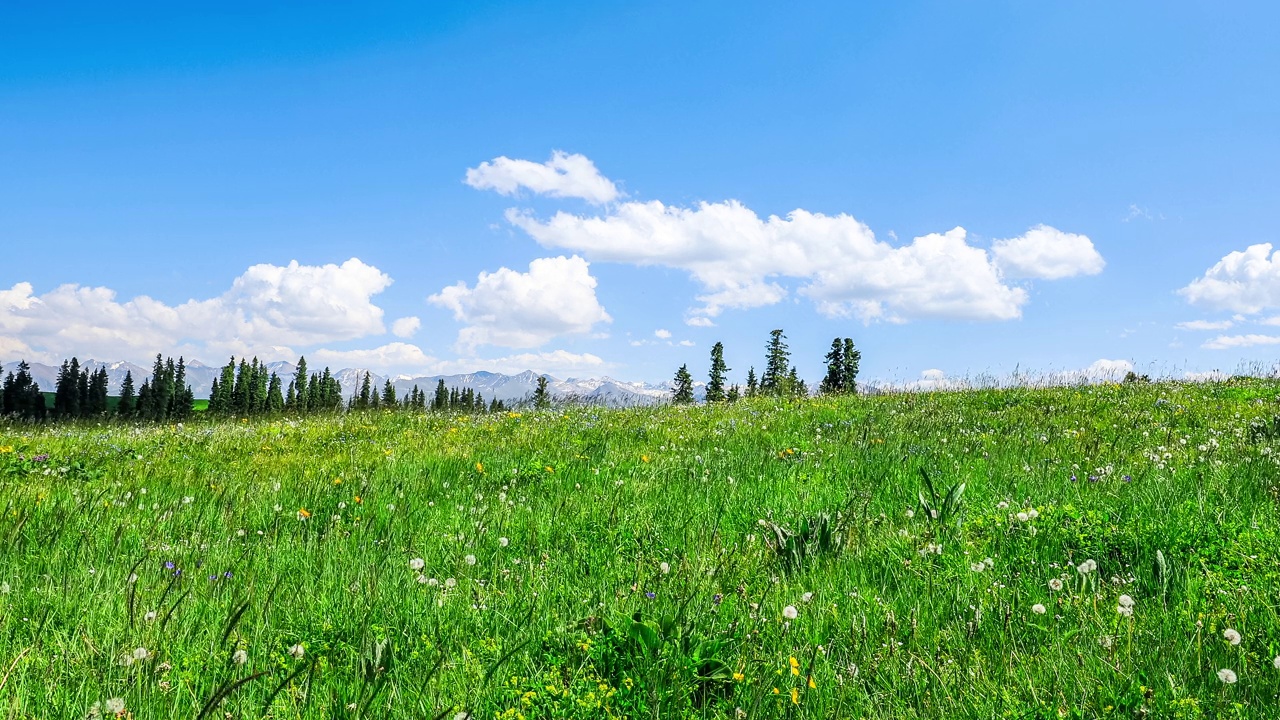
[2, 380, 1280, 719]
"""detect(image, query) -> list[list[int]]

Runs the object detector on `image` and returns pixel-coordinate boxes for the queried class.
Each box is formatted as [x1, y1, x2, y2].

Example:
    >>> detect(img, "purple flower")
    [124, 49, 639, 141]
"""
[712, 593, 723, 605]
[645, 592, 656, 599]
[32, 454, 48, 463]
[1070, 474, 1078, 483]
[1122, 474, 1132, 483]
[223, 571, 233, 579]
[208, 574, 219, 582]
[1088, 475, 1099, 483]
[164, 561, 175, 570]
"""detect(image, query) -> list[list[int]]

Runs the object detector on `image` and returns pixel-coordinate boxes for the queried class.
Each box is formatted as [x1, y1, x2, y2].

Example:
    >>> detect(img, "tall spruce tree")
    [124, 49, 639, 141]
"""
[841, 338, 861, 394]
[381, 380, 396, 406]
[672, 364, 695, 404]
[532, 376, 550, 409]
[117, 370, 136, 417]
[705, 342, 729, 403]
[292, 356, 309, 413]
[821, 338, 844, 394]
[745, 367, 758, 397]
[433, 379, 448, 411]
[267, 373, 284, 413]
[761, 329, 790, 395]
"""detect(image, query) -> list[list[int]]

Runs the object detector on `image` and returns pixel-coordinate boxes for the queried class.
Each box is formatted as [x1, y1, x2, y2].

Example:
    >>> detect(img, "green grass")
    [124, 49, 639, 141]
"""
[2, 379, 1280, 718]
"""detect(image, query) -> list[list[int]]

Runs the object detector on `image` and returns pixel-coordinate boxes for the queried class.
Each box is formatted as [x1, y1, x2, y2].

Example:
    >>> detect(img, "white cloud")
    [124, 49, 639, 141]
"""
[0, 259, 390, 365]
[1180, 243, 1280, 314]
[428, 255, 611, 350]
[451, 349, 610, 377]
[654, 329, 671, 339]
[1202, 334, 1280, 350]
[1176, 319, 1233, 331]
[506, 199, 1092, 322]
[465, 151, 619, 204]
[990, 225, 1105, 280]
[677, 339, 695, 347]
[391, 316, 421, 338]
[685, 316, 715, 327]
[311, 342, 437, 371]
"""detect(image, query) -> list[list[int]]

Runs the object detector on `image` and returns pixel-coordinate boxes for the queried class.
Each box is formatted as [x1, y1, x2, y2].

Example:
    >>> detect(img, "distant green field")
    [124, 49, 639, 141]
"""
[3, 381, 1280, 718]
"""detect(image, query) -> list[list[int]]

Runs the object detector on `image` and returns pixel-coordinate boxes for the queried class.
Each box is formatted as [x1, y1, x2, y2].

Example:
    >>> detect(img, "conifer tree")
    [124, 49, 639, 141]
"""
[292, 356, 309, 412]
[381, 380, 396, 406]
[705, 342, 729, 403]
[745, 367, 758, 397]
[358, 372, 373, 410]
[54, 358, 81, 418]
[267, 373, 284, 413]
[433, 379, 448, 411]
[761, 329, 790, 395]
[117, 370, 136, 417]
[841, 338, 861, 394]
[672, 364, 695, 404]
[532, 376, 550, 409]
[88, 368, 109, 415]
[726, 384, 741, 402]
[821, 338, 844, 394]
[77, 366, 90, 416]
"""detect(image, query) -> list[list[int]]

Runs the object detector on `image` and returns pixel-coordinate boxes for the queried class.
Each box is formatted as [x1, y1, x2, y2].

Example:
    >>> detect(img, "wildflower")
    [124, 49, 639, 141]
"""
[104, 698, 126, 715]
[1032, 604, 1047, 615]
[0, 582, 9, 595]
[1273, 655, 1280, 669]
[1223, 628, 1241, 646]
[297, 508, 311, 521]
[409, 558, 425, 571]
[1117, 604, 1133, 617]
[233, 649, 248, 665]
[288, 644, 305, 659]
[733, 671, 745, 682]
[464, 554, 477, 566]
[801, 591, 814, 603]
[970, 562, 985, 573]
[182, 496, 193, 504]
[1016, 512, 1029, 522]
[133, 647, 149, 661]
[475, 462, 484, 473]
[1217, 668, 1237, 684]
[1048, 578, 1063, 591]
[1118, 594, 1135, 608]
[808, 675, 816, 689]
[659, 562, 670, 574]
[782, 605, 799, 620]
[1077, 559, 1097, 575]
[444, 578, 457, 588]
[789, 656, 800, 676]
[1026, 508, 1039, 520]
[499, 537, 509, 547]
[790, 687, 800, 704]
[996, 501, 1009, 510]
[904, 508, 914, 518]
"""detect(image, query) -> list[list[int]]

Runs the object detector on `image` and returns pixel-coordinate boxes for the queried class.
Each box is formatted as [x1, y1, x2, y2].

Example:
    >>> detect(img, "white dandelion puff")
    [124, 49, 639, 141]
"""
[1217, 668, 1237, 684]
[409, 558, 425, 571]
[1224, 628, 1241, 646]
[288, 644, 305, 659]
[782, 605, 799, 620]
[1048, 578, 1063, 591]
[1031, 603, 1047, 615]
[233, 649, 248, 665]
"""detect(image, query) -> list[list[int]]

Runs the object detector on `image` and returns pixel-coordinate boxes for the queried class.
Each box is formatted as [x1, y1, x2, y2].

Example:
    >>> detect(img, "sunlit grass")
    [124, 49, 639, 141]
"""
[2, 379, 1279, 718]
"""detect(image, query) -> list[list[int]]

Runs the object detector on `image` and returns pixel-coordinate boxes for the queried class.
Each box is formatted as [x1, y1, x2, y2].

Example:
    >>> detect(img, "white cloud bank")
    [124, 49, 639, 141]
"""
[465, 151, 620, 205]
[428, 255, 611, 350]
[1180, 243, 1280, 314]
[474, 154, 1103, 322]
[1201, 334, 1280, 350]
[0, 259, 391, 364]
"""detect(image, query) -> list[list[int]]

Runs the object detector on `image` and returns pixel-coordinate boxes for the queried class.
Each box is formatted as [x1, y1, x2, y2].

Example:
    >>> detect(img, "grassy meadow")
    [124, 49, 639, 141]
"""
[2, 380, 1280, 719]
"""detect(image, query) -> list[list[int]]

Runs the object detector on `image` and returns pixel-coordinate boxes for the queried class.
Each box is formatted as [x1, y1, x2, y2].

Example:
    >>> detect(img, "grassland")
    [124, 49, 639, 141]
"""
[1, 379, 1279, 719]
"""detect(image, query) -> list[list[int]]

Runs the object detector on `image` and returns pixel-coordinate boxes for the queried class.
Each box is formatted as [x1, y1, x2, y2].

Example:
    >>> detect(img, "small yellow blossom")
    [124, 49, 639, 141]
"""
[475, 462, 485, 473]
[790, 688, 800, 705]
[333, 478, 342, 485]
[641, 454, 650, 463]
[297, 507, 311, 519]
[808, 675, 816, 689]
[789, 656, 800, 676]
[733, 672, 745, 682]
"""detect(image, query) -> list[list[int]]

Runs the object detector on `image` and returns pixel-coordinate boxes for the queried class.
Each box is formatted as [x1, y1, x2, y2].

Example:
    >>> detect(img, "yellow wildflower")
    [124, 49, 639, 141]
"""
[789, 656, 800, 676]
[790, 688, 800, 705]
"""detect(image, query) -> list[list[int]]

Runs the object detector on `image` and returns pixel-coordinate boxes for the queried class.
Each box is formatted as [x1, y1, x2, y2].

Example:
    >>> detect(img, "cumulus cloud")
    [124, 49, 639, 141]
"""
[391, 316, 421, 338]
[1202, 334, 1280, 350]
[1176, 319, 1233, 331]
[685, 316, 715, 327]
[654, 329, 671, 339]
[505, 198, 1094, 322]
[465, 151, 619, 204]
[1180, 243, 1280, 314]
[990, 225, 1105, 280]
[428, 255, 611, 350]
[0, 259, 390, 364]
[299, 343, 610, 378]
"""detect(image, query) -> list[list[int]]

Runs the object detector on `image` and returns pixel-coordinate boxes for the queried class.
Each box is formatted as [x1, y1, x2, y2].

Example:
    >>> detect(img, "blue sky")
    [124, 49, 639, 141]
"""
[3, 1, 1279, 386]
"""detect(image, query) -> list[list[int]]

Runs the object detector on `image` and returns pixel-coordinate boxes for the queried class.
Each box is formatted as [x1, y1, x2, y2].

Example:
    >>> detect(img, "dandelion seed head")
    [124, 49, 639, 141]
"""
[1048, 578, 1063, 591]
[233, 649, 248, 665]
[288, 644, 305, 659]
[1224, 628, 1242, 646]
[409, 558, 425, 571]
[104, 698, 126, 714]
[1217, 668, 1237, 684]
[782, 605, 799, 620]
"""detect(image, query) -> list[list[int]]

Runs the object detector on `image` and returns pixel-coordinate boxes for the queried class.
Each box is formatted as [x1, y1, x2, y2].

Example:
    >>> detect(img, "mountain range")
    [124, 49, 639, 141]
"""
[5, 359, 695, 406]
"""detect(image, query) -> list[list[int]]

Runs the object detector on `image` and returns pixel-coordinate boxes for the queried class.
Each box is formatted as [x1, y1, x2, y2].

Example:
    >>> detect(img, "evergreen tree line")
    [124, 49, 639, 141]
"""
[208, 355, 343, 417]
[671, 330, 860, 404]
[0, 354, 196, 422]
[346, 375, 508, 414]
